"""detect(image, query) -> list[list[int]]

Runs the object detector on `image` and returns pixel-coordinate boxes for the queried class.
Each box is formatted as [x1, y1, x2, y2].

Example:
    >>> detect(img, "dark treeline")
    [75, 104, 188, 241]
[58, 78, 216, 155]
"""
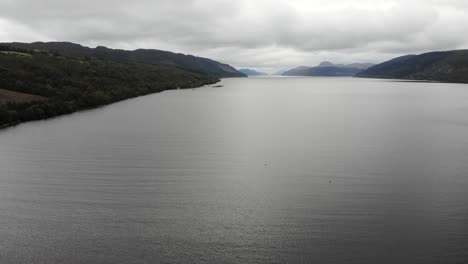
[0, 47, 218, 127]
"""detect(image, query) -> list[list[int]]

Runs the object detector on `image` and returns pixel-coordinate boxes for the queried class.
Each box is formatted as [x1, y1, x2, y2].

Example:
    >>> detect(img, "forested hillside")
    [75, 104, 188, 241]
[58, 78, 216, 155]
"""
[1, 42, 246, 78]
[0, 46, 218, 127]
[356, 50, 468, 83]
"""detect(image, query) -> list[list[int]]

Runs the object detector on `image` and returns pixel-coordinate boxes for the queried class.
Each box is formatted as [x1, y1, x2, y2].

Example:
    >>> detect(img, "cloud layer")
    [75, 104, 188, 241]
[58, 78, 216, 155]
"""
[1, 0, 467, 73]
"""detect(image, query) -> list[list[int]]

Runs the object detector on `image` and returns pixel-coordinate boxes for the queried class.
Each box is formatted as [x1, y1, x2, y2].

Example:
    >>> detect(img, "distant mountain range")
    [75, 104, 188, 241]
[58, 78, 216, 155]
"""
[0, 42, 246, 78]
[272, 69, 288, 75]
[317, 61, 375, 69]
[283, 61, 375, 76]
[239, 68, 268, 76]
[356, 50, 468, 83]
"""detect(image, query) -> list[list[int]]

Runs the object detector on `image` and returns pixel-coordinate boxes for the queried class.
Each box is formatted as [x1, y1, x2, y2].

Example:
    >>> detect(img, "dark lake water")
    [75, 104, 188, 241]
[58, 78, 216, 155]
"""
[1, 77, 468, 263]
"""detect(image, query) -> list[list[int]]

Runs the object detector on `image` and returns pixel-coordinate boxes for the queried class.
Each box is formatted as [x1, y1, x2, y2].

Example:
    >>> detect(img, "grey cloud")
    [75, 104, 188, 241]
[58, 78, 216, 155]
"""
[0, 0, 467, 73]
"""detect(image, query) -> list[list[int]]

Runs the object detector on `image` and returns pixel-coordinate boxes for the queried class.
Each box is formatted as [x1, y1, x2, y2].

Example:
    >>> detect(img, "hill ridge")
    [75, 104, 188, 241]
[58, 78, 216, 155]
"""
[0, 41, 246, 78]
[356, 50, 468, 83]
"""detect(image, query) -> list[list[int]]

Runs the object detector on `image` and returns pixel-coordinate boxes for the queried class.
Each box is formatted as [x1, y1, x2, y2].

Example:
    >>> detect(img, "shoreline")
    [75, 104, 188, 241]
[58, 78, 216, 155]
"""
[0, 79, 219, 131]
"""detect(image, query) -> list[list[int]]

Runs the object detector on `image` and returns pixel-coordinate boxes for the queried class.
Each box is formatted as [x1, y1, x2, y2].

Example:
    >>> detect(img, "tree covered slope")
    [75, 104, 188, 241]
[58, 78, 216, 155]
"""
[1, 42, 246, 78]
[0, 46, 218, 127]
[356, 50, 468, 83]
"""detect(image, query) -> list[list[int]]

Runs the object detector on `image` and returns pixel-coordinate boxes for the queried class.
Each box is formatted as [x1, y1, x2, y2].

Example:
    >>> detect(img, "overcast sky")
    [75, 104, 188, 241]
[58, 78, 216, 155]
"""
[1, 0, 467, 73]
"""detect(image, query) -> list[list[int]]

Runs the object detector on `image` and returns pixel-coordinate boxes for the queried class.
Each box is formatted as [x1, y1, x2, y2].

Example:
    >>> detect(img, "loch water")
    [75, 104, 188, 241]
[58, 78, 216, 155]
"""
[1, 77, 468, 263]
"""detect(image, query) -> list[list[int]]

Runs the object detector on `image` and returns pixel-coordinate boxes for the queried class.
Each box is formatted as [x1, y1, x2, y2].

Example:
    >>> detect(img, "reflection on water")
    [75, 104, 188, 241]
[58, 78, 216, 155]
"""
[1, 77, 468, 263]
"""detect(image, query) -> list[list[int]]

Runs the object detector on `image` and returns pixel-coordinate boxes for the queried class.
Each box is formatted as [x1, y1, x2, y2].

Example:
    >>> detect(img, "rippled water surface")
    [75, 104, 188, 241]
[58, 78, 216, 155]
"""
[1, 77, 468, 263]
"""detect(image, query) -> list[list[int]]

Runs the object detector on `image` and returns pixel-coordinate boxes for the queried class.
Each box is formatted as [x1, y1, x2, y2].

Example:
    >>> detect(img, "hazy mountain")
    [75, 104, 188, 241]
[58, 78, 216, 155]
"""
[283, 66, 363, 76]
[356, 50, 468, 83]
[271, 69, 288, 75]
[317, 61, 335, 67]
[239, 68, 268, 76]
[0, 42, 246, 78]
[283, 61, 374, 76]
[317, 61, 375, 69]
[343, 63, 376, 69]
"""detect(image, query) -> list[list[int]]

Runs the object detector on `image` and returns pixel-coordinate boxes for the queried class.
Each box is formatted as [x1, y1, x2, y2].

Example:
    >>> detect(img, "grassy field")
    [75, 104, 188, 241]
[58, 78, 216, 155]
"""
[0, 89, 46, 105]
